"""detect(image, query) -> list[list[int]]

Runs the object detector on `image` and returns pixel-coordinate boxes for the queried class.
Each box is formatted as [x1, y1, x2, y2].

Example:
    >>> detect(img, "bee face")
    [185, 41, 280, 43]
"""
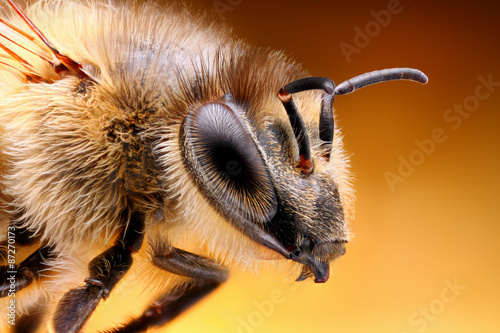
[181, 85, 350, 283]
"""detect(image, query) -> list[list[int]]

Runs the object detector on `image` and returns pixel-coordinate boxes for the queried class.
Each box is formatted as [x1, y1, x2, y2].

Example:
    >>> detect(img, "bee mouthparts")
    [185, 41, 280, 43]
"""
[296, 260, 330, 283]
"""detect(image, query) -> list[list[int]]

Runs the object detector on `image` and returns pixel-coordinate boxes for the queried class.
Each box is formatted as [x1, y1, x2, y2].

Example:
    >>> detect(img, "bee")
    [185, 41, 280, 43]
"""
[0, 0, 428, 332]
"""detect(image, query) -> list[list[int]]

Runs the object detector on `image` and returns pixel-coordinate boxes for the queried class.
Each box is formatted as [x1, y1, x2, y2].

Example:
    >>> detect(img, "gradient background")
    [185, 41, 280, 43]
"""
[122, 0, 499, 332]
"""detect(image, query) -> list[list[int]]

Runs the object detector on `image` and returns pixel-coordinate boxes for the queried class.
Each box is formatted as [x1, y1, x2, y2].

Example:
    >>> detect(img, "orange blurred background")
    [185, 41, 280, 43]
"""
[18, 0, 491, 331]
[142, 1, 499, 333]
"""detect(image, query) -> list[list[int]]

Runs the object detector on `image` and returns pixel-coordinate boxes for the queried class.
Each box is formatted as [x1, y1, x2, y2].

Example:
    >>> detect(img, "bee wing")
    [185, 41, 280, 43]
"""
[0, 0, 91, 83]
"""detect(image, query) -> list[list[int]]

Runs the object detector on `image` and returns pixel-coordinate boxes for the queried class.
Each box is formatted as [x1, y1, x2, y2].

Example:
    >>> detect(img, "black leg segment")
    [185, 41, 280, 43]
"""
[152, 247, 228, 282]
[14, 308, 43, 333]
[103, 279, 222, 333]
[53, 211, 146, 333]
[0, 245, 52, 298]
[103, 246, 228, 333]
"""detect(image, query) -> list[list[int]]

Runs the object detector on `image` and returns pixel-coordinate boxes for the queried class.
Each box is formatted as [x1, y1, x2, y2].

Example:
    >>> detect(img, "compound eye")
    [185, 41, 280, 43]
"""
[184, 102, 278, 223]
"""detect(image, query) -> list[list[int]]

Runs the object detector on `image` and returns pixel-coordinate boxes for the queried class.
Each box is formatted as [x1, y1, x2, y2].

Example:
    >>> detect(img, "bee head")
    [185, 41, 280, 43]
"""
[180, 68, 427, 283]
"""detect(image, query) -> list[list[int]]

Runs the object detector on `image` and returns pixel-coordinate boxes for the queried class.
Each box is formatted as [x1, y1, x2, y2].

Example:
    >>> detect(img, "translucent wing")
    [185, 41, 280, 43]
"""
[0, 0, 91, 83]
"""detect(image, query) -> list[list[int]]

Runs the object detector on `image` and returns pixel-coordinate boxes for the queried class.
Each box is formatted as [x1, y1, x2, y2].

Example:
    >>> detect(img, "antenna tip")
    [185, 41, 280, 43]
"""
[419, 71, 429, 84]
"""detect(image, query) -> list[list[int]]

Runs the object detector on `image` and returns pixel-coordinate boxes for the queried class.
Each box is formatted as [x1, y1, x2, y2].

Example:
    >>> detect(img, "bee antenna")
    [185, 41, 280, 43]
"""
[278, 77, 336, 165]
[334, 68, 428, 96]
[278, 69, 428, 163]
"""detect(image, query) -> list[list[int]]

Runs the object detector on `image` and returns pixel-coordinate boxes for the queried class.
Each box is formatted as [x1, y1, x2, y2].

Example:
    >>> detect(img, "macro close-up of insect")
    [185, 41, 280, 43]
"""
[0, 0, 434, 332]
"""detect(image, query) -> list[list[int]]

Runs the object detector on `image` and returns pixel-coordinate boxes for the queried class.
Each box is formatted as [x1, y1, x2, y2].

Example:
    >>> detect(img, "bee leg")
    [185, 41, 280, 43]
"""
[152, 247, 228, 282]
[0, 213, 41, 261]
[15, 308, 42, 333]
[105, 248, 228, 332]
[52, 211, 146, 333]
[0, 245, 53, 297]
